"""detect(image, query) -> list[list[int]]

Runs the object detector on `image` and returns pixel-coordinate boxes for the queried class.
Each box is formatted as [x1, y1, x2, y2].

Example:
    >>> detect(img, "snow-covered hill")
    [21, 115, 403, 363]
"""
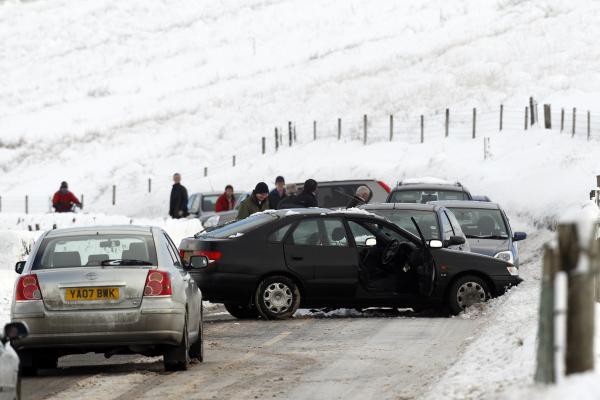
[1, 0, 600, 218]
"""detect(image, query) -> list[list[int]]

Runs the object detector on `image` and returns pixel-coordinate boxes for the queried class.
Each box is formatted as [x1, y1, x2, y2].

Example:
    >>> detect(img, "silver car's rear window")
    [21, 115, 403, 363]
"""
[370, 209, 440, 240]
[32, 234, 158, 270]
[389, 190, 468, 203]
[448, 208, 509, 239]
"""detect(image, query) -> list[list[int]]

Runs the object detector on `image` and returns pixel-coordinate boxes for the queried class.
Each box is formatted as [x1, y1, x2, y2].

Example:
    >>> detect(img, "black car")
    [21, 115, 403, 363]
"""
[179, 209, 521, 319]
[360, 203, 470, 252]
[387, 182, 472, 203]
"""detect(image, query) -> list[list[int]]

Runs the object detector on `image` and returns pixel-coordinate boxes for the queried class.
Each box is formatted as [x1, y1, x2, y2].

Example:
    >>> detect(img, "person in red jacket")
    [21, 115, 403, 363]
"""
[52, 181, 82, 213]
[215, 185, 236, 212]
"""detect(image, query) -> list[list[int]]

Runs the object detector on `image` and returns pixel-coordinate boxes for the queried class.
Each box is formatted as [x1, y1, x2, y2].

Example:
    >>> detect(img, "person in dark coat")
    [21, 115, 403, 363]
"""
[293, 179, 318, 208]
[268, 176, 286, 209]
[346, 185, 372, 208]
[215, 185, 236, 212]
[236, 182, 270, 220]
[52, 181, 82, 213]
[277, 183, 299, 209]
[169, 173, 188, 219]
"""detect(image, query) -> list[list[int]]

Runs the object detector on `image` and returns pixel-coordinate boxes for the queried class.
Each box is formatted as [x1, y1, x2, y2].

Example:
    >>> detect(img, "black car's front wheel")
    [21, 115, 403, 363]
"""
[448, 275, 491, 315]
[254, 276, 301, 320]
[224, 303, 259, 319]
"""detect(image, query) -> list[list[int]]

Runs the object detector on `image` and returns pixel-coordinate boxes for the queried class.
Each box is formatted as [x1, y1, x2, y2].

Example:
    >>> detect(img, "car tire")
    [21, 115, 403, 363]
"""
[16, 374, 22, 400]
[224, 303, 259, 319]
[164, 313, 190, 371]
[188, 305, 204, 362]
[254, 275, 301, 320]
[448, 275, 491, 315]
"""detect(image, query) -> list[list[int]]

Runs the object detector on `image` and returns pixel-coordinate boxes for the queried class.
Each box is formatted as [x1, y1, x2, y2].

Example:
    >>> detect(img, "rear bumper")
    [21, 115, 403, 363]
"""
[190, 271, 256, 303]
[11, 299, 185, 350]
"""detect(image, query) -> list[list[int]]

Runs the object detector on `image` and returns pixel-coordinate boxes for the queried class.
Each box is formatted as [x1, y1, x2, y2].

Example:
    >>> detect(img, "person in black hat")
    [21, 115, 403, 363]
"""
[293, 178, 319, 208]
[268, 176, 287, 209]
[236, 182, 270, 220]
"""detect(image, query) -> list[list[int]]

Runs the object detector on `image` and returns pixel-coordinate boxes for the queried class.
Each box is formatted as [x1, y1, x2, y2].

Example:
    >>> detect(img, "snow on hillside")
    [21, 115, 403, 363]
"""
[1, 0, 600, 218]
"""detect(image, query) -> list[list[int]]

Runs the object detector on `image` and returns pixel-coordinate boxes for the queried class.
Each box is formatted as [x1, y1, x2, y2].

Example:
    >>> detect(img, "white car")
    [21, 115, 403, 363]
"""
[0, 322, 28, 400]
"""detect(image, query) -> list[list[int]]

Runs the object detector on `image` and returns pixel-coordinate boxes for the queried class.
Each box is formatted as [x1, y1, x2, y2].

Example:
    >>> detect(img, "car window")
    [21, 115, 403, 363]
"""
[441, 211, 454, 240]
[164, 233, 183, 268]
[188, 194, 200, 214]
[351, 220, 411, 244]
[448, 207, 509, 239]
[202, 195, 220, 212]
[201, 213, 277, 238]
[348, 221, 375, 246]
[289, 219, 322, 246]
[268, 223, 293, 242]
[322, 219, 348, 247]
[315, 184, 371, 208]
[368, 209, 440, 240]
[389, 189, 468, 203]
[445, 211, 465, 239]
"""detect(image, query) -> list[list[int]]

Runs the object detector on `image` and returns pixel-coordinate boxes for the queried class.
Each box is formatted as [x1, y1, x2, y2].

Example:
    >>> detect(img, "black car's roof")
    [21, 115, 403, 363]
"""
[263, 208, 383, 219]
[429, 200, 501, 210]
[391, 183, 468, 192]
[361, 203, 442, 212]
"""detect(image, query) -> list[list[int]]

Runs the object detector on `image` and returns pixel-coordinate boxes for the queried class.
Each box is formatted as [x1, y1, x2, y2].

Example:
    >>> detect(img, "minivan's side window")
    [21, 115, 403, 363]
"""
[322, 219, 348, 247]
[268, 223, 293, 242]
[440, 212, 455, 241]
[289, 219, 321, 246]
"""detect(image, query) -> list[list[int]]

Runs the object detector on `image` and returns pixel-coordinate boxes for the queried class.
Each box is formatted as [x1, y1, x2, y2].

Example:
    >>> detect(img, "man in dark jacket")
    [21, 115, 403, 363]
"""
[346, 185, 372, 208]
[268, 176, 286, 209]
[237, 182, 270, 220]
[52, 181, 82, 213]
[215, 185, 236, 212]
[277, 183, 298, 209]
[169, 173, 188, 219]
[293, 179, 318, 208]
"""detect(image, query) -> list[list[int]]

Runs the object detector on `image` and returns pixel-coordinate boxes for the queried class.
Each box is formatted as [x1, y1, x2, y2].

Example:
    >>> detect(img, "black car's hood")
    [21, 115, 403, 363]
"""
[466, 238, 509, 257]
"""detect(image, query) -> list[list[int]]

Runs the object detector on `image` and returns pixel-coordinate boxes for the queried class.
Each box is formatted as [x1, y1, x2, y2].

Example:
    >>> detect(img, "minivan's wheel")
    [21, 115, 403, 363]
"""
[224, 303, 259, 319]
[448, 275, 491, 315]
[164, 314, 190, 371]
[188, 306, 204, 362]
[254, 276, 301, 320]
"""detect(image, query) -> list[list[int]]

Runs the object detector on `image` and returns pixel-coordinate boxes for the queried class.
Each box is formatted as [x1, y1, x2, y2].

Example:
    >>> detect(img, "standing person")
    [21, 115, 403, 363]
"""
[268, 176, 286, 209]
[346, 186, 372, 208]
[293, 179, 319, 208]
[52, 181, 82, 213]
[277, 183, 299, 209]
[215, 185, 236, 212]
[236, 182, 270, 220]
[169, 173, 188, 219]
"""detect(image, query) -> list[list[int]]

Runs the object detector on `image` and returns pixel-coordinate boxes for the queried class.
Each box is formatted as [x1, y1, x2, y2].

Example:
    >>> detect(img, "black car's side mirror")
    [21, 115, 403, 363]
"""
[187, 255, 209, 270]
[2, 322, 28, 344]
[513, 232, 527, 242]
[444, 236, 466, 247]
[15, 261, 26, 274]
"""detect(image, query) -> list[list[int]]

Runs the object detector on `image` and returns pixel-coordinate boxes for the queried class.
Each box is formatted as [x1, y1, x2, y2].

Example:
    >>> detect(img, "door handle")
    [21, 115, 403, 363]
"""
[291, 256, 304, 261]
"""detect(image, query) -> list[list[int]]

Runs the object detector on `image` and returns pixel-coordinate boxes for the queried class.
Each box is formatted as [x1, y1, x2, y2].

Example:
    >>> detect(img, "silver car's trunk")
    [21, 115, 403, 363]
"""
[38, 267, 153, 311]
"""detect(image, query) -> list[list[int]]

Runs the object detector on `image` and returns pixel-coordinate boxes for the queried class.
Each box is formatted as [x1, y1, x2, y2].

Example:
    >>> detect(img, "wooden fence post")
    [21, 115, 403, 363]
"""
[275, 127, 279, 151]
[561, 108, 565, 132]
[363, 114, 367, 145]
[472, 108, 477, 139]
[572, 108, 577, 137]
[293, 124, 297, 142]
[544, 104, 552, 129]
[389, 115, 394, 141]
[420, 115, 424, 143]
[232, 155, 236, 167]
[499, 104, 503, 131]
[587, 111, 591, 141]
[261, 137, 266, 154]
[81, 194, 84, 208]
[148, 179, 151, 193]
[530, 96, 535, 125]
[525, 107, 529, 130]
[313, 120, 317, 141]
[288, 121, 292, 147]
[203, 167, 207, 177]
[558, 224, 595, 375]
[338, 118, 342, 140]
[25, 195, 29, 214]
[445, 108, 449, 137]
[534, 244, 558, 383]
[112, 185, 116, 206]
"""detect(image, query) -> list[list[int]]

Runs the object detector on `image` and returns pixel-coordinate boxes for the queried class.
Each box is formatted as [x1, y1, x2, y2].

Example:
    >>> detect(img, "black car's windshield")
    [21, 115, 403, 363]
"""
[33, 234, 158, 270]
[370, 209, 440, 240]
[200, 212, 278, 238]
[389, 189, 468, 203]
[448, 208, 509, 239]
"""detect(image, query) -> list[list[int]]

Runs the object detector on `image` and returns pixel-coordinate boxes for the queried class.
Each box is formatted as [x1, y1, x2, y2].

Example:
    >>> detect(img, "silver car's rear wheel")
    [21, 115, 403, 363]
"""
[255, 276, 300, 320]
[164, 313, 190, 371]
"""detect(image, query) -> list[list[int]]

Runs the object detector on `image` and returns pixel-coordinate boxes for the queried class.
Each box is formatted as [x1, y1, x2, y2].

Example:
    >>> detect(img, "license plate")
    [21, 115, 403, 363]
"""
[65, 287, 120, 301]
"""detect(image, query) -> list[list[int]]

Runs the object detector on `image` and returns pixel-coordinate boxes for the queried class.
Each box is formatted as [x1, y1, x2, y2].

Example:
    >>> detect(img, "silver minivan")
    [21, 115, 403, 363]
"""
[11, 225, 205, 374]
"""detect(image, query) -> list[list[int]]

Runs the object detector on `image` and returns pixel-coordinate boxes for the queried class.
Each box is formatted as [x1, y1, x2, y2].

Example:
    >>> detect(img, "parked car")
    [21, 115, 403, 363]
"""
[387, 181, 472, 203]
[0, 322, 28, 400]
[431, 201, 527, 267]
[179, 208, 521, 319]
[360, 203, 470, 252]
[203, 180, 391, 229]
[11, 225, 204, 375]
[188, 191, 246, 224]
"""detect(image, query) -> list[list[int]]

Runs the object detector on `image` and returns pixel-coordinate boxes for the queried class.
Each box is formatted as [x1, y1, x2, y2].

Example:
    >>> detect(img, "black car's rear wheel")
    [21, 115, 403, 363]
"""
[254, 276, 300, 320]
[224, 303, 259, 319]
[448, 275, 491, 315]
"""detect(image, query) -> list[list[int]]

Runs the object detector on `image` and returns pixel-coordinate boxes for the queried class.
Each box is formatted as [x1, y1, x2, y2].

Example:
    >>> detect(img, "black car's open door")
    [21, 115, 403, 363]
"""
[411, 218, 436, 296]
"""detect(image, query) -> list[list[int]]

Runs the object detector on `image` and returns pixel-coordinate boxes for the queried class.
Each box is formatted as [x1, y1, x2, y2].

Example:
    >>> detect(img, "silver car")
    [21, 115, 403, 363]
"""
[11, 225, 205, 374]
[0, 322, 28, 400]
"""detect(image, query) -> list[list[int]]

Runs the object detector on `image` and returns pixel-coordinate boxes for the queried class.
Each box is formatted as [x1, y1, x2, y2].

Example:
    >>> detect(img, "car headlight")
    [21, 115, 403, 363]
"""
[494, 250, 514, 265]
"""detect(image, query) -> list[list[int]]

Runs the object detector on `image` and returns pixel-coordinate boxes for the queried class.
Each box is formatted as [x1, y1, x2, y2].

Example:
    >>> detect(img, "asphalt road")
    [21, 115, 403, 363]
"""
[22, 308, 479, 400]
